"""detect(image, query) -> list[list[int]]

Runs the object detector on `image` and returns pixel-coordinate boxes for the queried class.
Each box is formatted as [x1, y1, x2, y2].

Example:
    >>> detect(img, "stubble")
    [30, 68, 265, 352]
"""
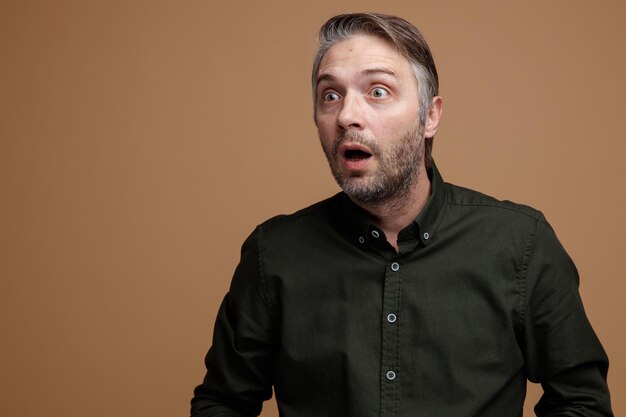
[322, 122, 425, 204]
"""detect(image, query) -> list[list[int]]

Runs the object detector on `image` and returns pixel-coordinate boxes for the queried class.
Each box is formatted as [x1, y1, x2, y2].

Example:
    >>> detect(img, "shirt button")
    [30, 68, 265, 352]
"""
[423, 232, 430, 240]
[387, 313, 397, 323]
[386, 370, 396, 381]
[371, 230, 380, 238]
[391, 262, 400, 272]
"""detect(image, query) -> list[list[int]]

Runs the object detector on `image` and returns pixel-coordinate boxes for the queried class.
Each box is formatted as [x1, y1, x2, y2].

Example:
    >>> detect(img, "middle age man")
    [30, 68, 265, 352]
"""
[191, 13, 612, 417]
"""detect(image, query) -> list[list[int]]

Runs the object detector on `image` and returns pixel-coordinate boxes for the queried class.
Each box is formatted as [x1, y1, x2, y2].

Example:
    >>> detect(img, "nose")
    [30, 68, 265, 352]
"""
[337, 93, 364, 131]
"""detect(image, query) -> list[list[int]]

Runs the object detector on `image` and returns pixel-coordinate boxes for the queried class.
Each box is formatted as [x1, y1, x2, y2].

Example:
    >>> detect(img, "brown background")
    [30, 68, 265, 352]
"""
[1, 1, 624, 416]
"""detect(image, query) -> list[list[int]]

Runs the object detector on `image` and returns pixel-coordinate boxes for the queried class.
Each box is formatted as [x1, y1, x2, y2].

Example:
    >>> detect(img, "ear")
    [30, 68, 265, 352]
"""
[423, 96, 443, 138]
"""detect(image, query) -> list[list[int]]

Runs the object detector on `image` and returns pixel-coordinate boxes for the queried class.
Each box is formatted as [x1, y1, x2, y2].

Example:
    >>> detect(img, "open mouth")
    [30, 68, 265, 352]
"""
[344, 149, 372, 161]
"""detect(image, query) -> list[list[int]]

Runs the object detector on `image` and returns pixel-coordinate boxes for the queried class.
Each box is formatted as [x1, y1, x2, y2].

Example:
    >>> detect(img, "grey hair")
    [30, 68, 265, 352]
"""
[312, 13, 440, 167]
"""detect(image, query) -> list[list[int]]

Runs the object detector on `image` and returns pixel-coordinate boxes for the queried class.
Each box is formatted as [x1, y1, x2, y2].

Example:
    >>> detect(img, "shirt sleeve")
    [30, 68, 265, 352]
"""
[191, 228, 276, 417]
[520, 215, 613, 416]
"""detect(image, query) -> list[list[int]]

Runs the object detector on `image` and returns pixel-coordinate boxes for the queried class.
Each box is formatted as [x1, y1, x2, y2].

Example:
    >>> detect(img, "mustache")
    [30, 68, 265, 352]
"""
[332, 131, 382, 157]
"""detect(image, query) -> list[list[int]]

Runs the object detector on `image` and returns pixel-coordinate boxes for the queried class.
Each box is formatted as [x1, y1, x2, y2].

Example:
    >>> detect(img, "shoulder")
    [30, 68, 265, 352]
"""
[442, 182, 575, 270]
[441, 182, 548, 240]
[253, 193, 341, 247]
[444, 182, 542, 222]
[438, 182, 550, 255]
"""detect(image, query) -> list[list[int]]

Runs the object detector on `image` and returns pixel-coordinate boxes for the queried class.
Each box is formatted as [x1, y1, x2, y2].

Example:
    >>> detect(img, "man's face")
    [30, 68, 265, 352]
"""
[315, 34, 425, 203]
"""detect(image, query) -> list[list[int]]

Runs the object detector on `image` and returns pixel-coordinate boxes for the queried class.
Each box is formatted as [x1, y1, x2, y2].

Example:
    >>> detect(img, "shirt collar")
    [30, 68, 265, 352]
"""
[332, 160, 448, 250]
[413, 160, 448, 247]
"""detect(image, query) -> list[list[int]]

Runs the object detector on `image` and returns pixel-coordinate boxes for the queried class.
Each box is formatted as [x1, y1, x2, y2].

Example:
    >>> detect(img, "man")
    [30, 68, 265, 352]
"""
[191, 13, 612, 417]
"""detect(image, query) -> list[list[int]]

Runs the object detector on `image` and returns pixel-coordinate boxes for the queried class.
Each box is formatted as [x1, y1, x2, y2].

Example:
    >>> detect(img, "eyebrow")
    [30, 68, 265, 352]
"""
[363, 68, 397, 78]
[316, 73, 336, 85]
[316, 67, 398, 86]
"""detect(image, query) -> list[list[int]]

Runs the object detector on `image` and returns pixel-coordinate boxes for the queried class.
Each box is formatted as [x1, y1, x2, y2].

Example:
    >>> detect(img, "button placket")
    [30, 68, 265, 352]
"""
[380, 258, 402, 413]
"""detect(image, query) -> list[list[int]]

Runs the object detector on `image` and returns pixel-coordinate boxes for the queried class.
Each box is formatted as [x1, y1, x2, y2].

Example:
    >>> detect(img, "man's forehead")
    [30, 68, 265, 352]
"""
[316, 35, 410, 85]
[320, 34, 401, 63]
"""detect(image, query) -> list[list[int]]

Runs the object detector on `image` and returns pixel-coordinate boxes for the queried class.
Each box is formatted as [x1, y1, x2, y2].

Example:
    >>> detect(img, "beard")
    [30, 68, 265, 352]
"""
[322, 122, 426, 204]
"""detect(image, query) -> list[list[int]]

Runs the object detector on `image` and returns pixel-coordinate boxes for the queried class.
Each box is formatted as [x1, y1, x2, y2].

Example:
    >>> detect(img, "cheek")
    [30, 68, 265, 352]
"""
[316, 117, 335, 140]
[377, 107, 419, 135]
[370, 117, 402, 139]
[316, 126, 334, 153]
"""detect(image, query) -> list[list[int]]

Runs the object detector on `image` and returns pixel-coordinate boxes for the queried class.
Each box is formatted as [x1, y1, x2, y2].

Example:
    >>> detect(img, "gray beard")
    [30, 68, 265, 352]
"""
[323, 123, 425, 204]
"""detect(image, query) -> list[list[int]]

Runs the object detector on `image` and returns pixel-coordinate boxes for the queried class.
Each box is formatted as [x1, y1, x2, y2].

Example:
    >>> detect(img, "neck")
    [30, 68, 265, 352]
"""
[352, 165, 431, 251]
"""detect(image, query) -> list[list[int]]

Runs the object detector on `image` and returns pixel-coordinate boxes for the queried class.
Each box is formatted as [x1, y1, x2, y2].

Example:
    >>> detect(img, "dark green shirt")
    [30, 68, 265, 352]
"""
[191, 164, 612, 417]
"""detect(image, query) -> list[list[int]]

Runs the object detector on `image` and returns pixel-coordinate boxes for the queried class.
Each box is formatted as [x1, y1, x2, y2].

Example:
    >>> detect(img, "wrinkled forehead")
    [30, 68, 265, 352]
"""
[316, 34, 409, 83]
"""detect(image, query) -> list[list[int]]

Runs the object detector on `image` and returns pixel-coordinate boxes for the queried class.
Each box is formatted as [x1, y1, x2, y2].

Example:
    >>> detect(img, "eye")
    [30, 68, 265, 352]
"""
[323, 92, 340, 102]
[370, 87, 389, 98]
